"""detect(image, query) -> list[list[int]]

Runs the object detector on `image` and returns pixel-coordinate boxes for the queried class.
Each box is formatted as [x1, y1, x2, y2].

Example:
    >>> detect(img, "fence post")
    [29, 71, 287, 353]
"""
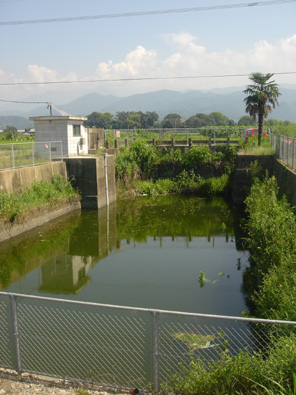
[132, 130, 134, 142]
[11, 144, 15, 168]
[32, 142, 34, 165]
[151, 311, 159, 392]
[9, 295, 22, 375]
[292, 139, 295, 170]
[49, 142, 52, 162]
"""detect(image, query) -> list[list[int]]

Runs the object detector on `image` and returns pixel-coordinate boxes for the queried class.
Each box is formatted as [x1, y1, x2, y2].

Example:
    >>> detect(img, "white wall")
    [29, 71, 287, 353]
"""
[34, 119, 88, 157]
[67, 122, 88, 156]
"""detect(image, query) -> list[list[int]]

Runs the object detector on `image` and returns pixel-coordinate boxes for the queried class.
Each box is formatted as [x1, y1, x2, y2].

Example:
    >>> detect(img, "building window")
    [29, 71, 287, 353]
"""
[73, 125, 81, 136]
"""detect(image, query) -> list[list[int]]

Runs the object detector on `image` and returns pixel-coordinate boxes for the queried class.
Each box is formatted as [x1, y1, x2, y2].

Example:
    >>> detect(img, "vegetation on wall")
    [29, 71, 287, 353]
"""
[243, 175, 296, 322]
[0, 174, 80, 223]
[115, 140, 237, 197]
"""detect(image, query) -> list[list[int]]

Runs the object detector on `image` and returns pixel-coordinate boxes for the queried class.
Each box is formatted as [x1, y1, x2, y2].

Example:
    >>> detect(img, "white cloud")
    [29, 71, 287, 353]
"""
[27, 65, 78, 84]
[1, 34, 295, 103]
[96, 45, 158, 78]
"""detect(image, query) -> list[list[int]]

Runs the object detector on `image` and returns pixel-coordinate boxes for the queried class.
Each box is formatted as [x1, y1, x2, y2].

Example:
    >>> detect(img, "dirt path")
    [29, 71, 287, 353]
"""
[0, 370, 129, 395]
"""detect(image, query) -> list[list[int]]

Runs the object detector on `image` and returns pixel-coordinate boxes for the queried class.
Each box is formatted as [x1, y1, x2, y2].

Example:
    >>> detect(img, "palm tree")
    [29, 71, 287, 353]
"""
[243, 73, 281, 146]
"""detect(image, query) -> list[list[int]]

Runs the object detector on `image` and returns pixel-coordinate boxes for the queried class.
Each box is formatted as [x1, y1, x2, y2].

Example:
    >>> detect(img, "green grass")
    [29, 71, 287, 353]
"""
[238, 136, 275, 155]
[162, 334, 296, 395]
[0, 174, 80, 223]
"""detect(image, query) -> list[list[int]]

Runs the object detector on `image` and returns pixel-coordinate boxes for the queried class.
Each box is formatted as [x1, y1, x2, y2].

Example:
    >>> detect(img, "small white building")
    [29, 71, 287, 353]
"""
[29, 115, 88, 157]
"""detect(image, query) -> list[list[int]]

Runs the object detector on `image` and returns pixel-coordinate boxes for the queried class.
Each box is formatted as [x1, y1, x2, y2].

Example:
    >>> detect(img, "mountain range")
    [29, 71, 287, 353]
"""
[1, 86, 295, 129]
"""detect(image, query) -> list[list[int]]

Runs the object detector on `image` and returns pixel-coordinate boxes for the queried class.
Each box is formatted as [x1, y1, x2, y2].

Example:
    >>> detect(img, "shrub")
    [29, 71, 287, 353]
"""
[182, 146, 212, 167]
[162, 334, 296, 395]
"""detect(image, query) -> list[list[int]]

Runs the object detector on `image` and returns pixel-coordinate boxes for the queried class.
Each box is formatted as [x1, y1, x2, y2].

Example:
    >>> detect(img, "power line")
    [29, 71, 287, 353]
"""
[0, 99, 49, 104]
[0, 0, 295, 26]
[0, 71, 295, 87]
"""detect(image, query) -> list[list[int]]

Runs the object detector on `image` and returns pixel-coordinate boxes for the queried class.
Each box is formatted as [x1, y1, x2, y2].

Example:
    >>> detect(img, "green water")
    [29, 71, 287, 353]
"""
[0, 196, 248, 315]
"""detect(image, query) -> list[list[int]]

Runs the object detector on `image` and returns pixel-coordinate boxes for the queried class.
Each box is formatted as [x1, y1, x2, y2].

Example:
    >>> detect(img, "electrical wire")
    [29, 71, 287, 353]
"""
[0, 71, 295, 87]
[0, 0, 295, 26]
[0, 99, 49, 104]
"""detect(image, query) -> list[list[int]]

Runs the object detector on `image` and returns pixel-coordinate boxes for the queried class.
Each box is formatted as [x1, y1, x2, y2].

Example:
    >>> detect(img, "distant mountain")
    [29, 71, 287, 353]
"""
[0, 116, 33, 130]
[1, 86, 295, 127]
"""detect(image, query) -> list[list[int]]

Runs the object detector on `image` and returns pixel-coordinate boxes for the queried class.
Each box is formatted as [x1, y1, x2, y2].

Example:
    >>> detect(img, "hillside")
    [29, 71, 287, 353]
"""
[0, 116, 34, 130]
[0, 86, 295, 127]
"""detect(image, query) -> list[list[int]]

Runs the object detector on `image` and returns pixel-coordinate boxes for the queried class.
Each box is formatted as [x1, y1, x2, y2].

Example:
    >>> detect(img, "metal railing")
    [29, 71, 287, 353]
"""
[0, 141, 63, 170]
[270, 132, 296, 170]
[104, 128, 243, 145]
[0, 292, 295, 392]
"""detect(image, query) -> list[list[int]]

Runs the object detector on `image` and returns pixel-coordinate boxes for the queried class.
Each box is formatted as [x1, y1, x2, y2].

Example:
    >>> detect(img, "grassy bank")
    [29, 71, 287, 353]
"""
[243, 175, 296, 322]
[162, 174, 296, 394]
[115, 140, 237, 197]
[0, 174, 80, 223]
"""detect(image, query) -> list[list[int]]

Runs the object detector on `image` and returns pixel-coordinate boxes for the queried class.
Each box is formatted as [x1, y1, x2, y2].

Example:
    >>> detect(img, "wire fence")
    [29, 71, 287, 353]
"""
[104, 128, 243, 147]
[0, 292, 295, 392]
[0, 141, 63, 170]
[270, 132, 296, 170]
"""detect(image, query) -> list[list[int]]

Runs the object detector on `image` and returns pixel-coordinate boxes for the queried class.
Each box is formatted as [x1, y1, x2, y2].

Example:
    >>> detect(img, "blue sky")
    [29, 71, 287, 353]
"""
[0, 0, 295, 107]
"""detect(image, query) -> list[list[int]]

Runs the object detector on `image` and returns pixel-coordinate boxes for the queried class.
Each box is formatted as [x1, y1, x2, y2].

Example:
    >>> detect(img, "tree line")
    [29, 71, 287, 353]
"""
[84, 111, 259, 130]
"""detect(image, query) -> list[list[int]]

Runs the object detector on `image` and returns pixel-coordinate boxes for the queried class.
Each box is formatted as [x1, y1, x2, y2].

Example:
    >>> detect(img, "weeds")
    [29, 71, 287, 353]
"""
[162, 334, 296, 395]
[0, 174, 80, 223]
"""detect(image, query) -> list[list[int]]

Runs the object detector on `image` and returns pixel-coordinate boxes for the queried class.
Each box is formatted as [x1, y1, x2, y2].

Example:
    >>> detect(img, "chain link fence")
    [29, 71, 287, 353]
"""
[270, 132, 296, 170]
[0, 141, 63, 170]
[0, 292, 296, 391]
[104, 128, 243, 148]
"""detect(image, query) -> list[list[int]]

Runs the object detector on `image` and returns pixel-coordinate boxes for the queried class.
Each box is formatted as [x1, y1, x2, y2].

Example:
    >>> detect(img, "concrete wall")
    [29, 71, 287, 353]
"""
[232, 154, 296, 206]
[67, 122, 88, 156]
[0, 161, 67, 194]
[64, 155, 116, 209]
[0, 200, 81, 243]
[273, 159, 296, 206]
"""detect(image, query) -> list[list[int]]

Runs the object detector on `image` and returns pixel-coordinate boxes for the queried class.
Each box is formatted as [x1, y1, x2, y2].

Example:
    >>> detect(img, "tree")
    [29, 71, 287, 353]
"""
[243, 73, 280, 146]
[84, 112, 114, 128]
[162, 113, 183, 128]
[209, 112, 230, 126]
[238, 115, 256, 126]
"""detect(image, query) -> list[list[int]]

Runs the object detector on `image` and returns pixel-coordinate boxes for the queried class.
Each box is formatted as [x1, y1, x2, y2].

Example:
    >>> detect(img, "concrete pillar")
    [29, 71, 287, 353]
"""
[64, 157, 116, 209]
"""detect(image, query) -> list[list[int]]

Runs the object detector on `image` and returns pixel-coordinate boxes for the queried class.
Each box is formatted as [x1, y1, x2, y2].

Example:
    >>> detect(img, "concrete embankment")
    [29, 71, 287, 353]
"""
[0, 156, 116, 242]
[0, 162, 67, 194]
[232, 153, 296, 205]
[0, 200, 81, 243]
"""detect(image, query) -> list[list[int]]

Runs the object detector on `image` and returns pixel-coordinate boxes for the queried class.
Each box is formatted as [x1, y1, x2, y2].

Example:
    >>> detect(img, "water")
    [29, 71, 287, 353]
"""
[0, 196, 248, 316]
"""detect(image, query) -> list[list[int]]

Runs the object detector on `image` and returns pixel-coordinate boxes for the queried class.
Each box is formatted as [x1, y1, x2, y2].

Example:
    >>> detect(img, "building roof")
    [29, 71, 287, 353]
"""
[29, 115, 88, 121]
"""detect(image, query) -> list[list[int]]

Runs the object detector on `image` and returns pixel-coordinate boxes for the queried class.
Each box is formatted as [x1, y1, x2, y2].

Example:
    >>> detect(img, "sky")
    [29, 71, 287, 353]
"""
[0, 0, 296, 110]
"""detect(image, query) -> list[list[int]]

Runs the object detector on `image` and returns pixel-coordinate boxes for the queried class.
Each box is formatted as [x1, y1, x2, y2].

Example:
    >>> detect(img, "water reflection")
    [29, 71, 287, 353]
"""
[0, 196, 248, 315]
[0, 203, 117, 293]
[39, 255, 92, 294]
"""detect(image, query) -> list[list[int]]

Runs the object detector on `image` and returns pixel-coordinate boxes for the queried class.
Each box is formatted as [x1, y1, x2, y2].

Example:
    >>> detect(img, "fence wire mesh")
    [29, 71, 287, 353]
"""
[270, 133, 296, 170]
[0, 141, 63, 170]
[0, 293, 295, 391]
